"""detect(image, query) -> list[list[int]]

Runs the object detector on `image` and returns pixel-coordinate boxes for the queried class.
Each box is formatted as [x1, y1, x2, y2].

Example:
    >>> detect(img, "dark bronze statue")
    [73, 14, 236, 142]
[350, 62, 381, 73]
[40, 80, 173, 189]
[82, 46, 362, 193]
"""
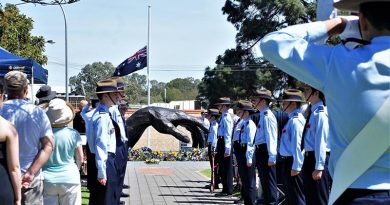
[126, 107, 209, 148]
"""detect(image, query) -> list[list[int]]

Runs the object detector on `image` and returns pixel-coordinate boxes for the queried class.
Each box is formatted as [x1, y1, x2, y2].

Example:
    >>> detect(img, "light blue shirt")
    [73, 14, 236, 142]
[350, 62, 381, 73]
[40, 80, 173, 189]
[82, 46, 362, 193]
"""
[43, 127, 82, 184]
[239, 118, 256, 164]
[81, 104, 95, 152]
[217, 110, 233, 155]
[260, 21, 390, 189]
[279, 109, 306, 171]
[109, 105, 128, 142]
[207, 120, 218, 151]
[254, 107, 278, 163]
[232, 118, 243, 142]
[91, 103, 116, 179]
[304, 101, 331, 170]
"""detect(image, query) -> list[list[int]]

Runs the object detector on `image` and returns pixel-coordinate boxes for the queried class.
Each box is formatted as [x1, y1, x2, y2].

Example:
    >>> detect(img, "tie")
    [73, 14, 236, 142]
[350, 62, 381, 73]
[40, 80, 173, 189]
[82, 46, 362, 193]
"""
[301, 105, 312, 151]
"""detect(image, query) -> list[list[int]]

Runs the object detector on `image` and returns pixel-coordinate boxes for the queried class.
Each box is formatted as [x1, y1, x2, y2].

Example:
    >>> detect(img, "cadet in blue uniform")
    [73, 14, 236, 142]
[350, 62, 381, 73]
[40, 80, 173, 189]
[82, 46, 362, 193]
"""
[301, 85, 331, 205]
[259, 1, 390, 204]
[252, 89, 278, 205]
[109, 77, 130, 203]
[278, 89, 306, 205]
[206, 109, 221, 189]
[214, 97, 234, 197]
[88, 79, 120, 205]
[232, 100, 257, 205]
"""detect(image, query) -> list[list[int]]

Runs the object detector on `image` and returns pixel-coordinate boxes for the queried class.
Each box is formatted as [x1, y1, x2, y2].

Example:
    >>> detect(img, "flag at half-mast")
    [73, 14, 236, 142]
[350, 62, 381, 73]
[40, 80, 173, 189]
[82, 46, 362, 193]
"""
[112, 46, 147, 77]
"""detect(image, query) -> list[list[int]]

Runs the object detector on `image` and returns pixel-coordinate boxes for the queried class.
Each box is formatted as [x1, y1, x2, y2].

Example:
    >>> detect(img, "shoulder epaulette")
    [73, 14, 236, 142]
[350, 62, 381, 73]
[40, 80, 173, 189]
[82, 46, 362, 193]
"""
[318, 105, 325, 112]
[264, 110, 268, 116]
[98, 108, 107, 114]
[224, 113, 228, 117]
[293, 112, 299, 118]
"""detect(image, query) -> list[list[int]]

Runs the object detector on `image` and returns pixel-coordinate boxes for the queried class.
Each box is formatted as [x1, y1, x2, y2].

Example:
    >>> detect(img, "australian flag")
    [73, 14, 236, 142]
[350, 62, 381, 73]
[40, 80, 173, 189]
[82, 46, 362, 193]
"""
[112, 46, 147, 77]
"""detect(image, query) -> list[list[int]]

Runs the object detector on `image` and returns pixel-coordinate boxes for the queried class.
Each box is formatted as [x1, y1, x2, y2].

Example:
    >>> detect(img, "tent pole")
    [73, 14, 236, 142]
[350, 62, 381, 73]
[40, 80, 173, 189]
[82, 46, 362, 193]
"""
[31, 66, 35, 103]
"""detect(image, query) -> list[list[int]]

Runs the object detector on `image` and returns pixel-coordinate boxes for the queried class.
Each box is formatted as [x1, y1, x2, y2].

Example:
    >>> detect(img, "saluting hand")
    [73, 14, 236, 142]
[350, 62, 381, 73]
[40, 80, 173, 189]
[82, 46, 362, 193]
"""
[98, 178, 107, 186]
[312, 170, 323, 180]
[291, 170, 300, 176]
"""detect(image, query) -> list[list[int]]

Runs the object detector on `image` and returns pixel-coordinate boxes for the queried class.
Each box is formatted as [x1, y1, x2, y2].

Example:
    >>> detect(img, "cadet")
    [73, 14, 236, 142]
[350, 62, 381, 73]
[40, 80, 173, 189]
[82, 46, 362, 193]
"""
[252, 89, 278, 205]
[260, 0, 390, 203]
[278, 89, 306, 205]
[301, 85, 331, 205]
[206, 109, 221, 189]
[214, 97, 234, 196]
[110, 77, 130, 201]
[88, 80, 120, 205]
[232, 100, 257, 205]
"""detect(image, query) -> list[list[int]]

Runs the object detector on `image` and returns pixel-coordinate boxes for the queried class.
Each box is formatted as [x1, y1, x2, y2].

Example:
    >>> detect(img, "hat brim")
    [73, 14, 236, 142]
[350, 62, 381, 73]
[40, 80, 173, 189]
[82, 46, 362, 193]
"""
[37, 91, 57, 101]
[50, 102, 76, 128]
[333, 0, 387, 12]
[214, 102, 231, 105]
[95, 90, 119, 94]
[251, 95, 275, 101]
[278, 99, 305, 102]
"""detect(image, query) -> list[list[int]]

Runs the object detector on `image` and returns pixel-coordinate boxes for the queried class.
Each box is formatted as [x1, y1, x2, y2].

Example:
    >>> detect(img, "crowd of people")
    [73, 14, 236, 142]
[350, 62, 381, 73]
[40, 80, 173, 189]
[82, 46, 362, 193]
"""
[0, 72, 130, 205]
[0, 0, 388, 205]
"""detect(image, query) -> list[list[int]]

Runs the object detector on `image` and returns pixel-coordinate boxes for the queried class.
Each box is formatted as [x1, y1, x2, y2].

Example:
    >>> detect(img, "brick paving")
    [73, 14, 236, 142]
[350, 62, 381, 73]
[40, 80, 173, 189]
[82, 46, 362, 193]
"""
[120, 161, 238, 205]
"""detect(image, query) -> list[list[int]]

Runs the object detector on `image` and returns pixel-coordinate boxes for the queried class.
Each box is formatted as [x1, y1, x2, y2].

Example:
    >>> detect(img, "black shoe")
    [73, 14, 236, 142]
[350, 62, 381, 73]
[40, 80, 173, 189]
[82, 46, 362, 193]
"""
[214, 192, 232, 197]
[121, 192, 130, 197]
[123, 184, 130, 189]
[119, 201, 125, 205]
[205, 184, 211, 189]
[234, 199, 244, 204]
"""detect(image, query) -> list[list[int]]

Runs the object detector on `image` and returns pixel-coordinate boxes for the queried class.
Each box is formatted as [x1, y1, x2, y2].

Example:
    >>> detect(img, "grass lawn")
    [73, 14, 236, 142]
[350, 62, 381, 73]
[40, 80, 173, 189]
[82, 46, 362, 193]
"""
[201, 168, 211, 178]
[200, 168, 241, 198]
[81, 186, 89, 205]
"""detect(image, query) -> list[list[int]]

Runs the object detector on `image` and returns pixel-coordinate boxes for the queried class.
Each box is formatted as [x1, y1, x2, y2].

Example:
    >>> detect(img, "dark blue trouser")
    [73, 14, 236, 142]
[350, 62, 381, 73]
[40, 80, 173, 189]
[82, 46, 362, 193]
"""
[281, 156, 305, 205]
[115, 140, 128, 198]
[255, 144, 278, 205]
[234, 142, 256, 205]
[334, 189, 390, 205]
[87, 146, 120, 205]
[216, 137, 233, 194]
[302, 151, 331, 205]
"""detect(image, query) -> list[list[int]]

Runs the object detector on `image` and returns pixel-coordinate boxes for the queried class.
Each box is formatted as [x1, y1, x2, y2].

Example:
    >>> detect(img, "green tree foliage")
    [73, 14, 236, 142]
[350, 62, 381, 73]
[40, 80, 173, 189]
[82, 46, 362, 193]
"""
[166, 77, 200, 102]
[198, 0, 317, 106]
[0, 4, 47, 65]
[69, 62, 116, 98]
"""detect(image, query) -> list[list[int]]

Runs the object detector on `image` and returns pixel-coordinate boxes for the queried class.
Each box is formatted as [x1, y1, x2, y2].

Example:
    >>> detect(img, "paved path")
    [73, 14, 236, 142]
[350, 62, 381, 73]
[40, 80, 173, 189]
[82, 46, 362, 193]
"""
[121, 161, 238, 205]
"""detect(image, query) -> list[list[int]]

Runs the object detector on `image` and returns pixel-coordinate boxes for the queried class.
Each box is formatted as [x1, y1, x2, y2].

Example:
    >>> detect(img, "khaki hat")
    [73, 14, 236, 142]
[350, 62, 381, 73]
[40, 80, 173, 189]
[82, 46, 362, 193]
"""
[236, 100, 256, 112]
[279, 89, 305, 102]
[95, 79, 118, 94]
[251, 89, 274, 101]
[334, 0, 389, 12]
[46, 98, 76, 128]
[4, 71, 29, 91]
[111, 77, 125, 91]
[214, 97, 232, 105]
[208, 108, 221, 116]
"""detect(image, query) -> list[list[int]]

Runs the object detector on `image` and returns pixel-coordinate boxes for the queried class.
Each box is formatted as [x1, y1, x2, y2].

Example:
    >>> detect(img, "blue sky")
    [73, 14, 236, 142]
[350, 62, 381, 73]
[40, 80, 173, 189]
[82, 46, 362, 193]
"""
[3, 0, 237, 87]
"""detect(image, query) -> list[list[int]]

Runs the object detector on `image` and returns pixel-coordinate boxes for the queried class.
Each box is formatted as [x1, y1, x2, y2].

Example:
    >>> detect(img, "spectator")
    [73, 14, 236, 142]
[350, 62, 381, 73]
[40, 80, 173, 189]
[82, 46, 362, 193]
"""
[35, 85, 56, 108]
[43, 98, 83, 205]
[0, 71, 54, 205]
[0, 82, 21, 205]
[73, 100, 88, 134]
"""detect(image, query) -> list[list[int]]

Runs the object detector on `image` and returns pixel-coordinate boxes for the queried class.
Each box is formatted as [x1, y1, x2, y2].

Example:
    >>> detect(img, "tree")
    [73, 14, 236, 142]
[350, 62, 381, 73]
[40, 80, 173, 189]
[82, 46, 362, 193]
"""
[69, 62, 116, 98]
[124, 73, 147, 104]
[0, 4, 47, 65]
[166, 77, 200, 102]
[198, 0, 317, 106]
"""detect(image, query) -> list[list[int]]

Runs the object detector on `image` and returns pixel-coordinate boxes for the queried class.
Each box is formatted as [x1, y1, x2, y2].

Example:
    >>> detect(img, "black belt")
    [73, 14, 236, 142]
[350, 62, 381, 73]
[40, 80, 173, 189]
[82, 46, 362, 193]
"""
[255, 144, 267, 149]
[234, 141, 247, 147]
[279, 156, 293, 160]
[108, 152, 115, 158]
[305, 151, 330, 157]
[217, 136, 224, 139]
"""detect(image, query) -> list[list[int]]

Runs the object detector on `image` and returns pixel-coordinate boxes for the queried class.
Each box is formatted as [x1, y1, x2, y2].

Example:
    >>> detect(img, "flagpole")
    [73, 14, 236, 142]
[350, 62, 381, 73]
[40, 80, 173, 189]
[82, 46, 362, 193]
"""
[147, 5, 151, 148]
